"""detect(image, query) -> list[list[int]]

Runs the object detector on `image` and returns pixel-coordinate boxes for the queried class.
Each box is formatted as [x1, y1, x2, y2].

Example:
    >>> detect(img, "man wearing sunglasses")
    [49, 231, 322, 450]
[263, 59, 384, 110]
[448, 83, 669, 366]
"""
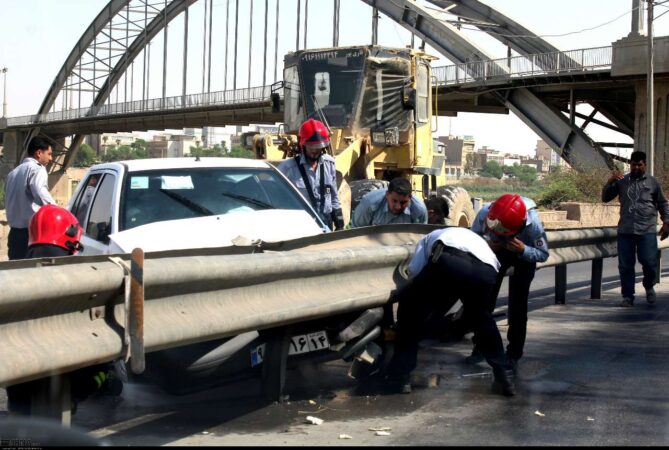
[467, 194, 549, 376]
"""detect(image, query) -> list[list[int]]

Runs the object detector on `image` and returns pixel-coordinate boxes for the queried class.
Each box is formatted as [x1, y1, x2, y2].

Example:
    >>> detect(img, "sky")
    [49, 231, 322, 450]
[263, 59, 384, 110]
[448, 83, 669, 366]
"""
[1, 0, 668, 156]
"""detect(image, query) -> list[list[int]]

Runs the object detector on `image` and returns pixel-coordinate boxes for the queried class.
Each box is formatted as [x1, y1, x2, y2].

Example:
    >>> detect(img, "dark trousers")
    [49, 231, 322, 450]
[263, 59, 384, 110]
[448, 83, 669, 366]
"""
[478, 250, 536, 361]
[8, 227, 29, 260]
[390, 247, 506, 377]
[617, 233, 658, 299]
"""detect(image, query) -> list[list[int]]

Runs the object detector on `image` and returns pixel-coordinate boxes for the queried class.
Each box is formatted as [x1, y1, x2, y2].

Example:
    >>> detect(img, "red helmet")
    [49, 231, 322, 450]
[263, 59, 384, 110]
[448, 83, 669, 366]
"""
[485, 194, 527, 237]
[28, 205, 84, 254]
[298, 118, 330, 149]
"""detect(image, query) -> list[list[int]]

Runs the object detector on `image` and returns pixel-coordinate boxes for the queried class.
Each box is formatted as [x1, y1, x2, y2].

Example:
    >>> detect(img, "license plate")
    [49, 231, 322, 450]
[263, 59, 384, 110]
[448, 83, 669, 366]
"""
[250, 330, 330, 367]
[288, 330, 330, 355]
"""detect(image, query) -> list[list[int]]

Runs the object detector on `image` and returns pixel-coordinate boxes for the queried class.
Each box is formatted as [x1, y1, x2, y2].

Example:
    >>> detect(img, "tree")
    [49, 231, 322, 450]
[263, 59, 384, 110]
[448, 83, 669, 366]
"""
[187, 144, 225, 157]
[225, 144, 254, 159]
[101, 144, 148, 162]
[479, 160, 504, 179]
[508, 164, 537, 185]
[73, 143, 98, 167]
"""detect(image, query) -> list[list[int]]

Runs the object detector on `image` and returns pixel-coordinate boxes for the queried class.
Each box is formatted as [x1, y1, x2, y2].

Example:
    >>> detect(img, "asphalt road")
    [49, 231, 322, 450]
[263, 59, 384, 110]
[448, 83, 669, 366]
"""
[2, 255, 669, 446]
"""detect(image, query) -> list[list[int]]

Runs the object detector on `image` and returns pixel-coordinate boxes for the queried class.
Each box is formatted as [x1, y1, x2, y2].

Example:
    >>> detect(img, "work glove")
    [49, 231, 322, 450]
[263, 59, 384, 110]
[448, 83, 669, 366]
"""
[332, 208, 345, 231]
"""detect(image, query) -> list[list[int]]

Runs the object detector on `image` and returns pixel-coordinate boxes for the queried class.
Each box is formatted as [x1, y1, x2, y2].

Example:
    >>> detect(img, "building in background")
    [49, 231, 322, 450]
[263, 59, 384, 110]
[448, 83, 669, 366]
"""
[535, 139, 570, 171]
[437, 135, 476, 178]
[90, 132, 137, 156]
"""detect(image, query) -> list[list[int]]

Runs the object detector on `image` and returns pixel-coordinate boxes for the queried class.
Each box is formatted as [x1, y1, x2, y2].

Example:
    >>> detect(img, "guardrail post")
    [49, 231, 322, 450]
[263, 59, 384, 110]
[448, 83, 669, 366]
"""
[129, 248, 145, 374]
[591, 258, 603, 299]
[555, 264, 567, 304]
[261, 327, 292, 403]
[30, 375, 72, 426]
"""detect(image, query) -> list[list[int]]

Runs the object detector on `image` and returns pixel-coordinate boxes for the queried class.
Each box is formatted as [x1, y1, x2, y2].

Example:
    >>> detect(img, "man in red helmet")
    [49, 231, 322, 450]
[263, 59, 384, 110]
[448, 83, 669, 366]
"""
[467, 194, 549, 375]
[278, 118, 344, 231]
[7, 205, 122, 416]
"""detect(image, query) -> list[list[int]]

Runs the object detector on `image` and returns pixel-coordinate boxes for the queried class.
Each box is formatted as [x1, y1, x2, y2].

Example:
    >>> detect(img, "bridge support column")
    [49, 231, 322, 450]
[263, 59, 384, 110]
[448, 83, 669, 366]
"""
[0, 129, 30, 180]
[633, 78, 669, 173]
[612, 35, 669, 172]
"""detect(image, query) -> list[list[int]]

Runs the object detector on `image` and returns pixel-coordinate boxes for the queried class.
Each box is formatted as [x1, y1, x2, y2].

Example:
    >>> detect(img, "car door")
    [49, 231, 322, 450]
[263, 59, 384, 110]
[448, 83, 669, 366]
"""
[71, 170, 119, 255]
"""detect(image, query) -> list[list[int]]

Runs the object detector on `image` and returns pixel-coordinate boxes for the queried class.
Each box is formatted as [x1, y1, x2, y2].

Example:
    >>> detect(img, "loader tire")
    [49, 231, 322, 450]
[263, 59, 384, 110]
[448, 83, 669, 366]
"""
[349, 179, 389, 215]
[436, 185, 476, 228]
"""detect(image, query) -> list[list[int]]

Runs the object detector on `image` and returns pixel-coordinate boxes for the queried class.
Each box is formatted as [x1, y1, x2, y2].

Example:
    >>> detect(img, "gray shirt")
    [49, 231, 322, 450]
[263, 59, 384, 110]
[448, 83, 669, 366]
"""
[5, 158, 56, 228]
[278, 154, 341, 227]
[602, 172, 669, 234]
[351, 188, 427, 228]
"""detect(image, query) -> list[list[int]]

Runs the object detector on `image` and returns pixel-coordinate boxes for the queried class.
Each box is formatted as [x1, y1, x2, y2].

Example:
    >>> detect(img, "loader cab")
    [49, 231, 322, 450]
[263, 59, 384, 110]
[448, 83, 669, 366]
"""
[283, 46, 435, 149]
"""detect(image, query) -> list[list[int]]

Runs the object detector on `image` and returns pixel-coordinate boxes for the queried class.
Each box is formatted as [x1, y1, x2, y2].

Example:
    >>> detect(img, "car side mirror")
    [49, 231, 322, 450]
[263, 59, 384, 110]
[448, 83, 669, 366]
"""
[271, 93, 281, 113]
[402, 86, 416, 110]
[97, 221, 111, 244]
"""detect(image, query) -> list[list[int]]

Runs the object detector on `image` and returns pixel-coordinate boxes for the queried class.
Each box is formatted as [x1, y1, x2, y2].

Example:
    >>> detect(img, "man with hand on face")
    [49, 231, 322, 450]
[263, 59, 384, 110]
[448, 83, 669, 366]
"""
[468, 194, 549, 376]
[278, 118, 344, 231]
[602, 150, 669, 307]
[351, 177, 427, 228]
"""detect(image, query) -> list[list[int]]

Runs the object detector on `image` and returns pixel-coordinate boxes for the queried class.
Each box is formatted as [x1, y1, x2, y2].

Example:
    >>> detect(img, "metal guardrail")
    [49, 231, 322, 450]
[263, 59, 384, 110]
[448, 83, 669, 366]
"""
[432, 46, 612, 86]
[0, 224, 666, 388]
[6, 85, 276, 127]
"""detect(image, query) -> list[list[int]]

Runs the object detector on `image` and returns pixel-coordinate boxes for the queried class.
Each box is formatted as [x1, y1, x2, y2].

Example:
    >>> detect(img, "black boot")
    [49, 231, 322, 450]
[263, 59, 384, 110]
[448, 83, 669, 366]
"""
[491, 365, 516, 397]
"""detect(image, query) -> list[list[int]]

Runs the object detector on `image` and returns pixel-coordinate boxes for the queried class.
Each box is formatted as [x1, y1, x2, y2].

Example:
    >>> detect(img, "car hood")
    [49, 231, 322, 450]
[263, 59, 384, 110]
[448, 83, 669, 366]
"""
[109, 209, 324, 253]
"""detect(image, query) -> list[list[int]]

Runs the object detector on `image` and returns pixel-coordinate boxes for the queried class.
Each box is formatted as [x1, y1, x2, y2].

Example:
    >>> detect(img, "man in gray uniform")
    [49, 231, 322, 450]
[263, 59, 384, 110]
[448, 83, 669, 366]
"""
[279, 118, 344, 231]
[351, 177, 427, 227]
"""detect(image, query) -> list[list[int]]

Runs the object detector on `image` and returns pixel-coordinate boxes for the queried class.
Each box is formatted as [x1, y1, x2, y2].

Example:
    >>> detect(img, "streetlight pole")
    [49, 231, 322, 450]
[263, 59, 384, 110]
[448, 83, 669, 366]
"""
[1, 68, 7, 118]
[647, 0, 654, 175]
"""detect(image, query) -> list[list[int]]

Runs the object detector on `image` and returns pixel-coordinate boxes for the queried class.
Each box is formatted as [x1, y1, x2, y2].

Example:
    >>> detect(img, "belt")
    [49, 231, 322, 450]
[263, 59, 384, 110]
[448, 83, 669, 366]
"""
[430, 241, 478, 264]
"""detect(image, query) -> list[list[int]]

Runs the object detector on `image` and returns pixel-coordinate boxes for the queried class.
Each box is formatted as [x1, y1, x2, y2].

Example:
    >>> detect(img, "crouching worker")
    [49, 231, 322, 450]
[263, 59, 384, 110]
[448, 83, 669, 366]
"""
[7, 205, 122, 416]
[383, 226, 516, 396]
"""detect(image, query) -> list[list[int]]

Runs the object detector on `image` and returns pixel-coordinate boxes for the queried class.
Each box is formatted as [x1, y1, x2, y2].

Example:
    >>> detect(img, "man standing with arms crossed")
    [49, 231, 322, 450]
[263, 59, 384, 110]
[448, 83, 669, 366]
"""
[5, 137, 56, 260]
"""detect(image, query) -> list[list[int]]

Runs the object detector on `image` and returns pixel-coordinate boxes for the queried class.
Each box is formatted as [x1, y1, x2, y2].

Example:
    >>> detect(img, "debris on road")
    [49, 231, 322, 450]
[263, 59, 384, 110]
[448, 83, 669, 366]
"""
[339, 434, 353, 440]
[308, 400, 317, 405]
[587, 416, 595, 421]
[534, 411, 545, 417]
[305, 416, 324, 425]
[375, 431, 391, 436]
[369, 426, 392, 432]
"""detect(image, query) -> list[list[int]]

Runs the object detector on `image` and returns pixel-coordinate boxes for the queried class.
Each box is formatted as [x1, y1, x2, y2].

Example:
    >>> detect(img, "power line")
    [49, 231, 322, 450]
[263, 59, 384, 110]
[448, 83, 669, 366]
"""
[423, 3, 641, 40]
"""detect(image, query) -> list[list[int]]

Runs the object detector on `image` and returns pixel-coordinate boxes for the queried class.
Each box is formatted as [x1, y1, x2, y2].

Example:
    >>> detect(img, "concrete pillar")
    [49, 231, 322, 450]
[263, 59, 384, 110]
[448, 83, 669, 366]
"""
[0, 129, 29, 180]
[634, 79, 669, 174]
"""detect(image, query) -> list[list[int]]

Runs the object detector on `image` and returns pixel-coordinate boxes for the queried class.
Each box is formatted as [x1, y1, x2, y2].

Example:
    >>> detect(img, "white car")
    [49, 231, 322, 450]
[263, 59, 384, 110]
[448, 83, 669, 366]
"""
[67, 157, 383, 397]
[67, 157, 327, 255]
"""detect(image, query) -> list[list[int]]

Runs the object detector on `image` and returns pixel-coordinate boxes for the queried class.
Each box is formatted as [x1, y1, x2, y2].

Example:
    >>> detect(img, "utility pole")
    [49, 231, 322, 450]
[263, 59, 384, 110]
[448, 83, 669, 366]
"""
[1, 68, 7, 118]
[647, 0, 654, 175]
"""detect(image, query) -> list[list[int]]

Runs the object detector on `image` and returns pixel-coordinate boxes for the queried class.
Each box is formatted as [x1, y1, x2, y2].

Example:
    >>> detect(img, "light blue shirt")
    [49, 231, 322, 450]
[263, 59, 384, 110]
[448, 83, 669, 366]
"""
[278, 154, 341, 227]
[471, 196, 549, 264]
[351, 188, 427, 228]
[5, 158, 56, 228]
[408, 227, 500, 278]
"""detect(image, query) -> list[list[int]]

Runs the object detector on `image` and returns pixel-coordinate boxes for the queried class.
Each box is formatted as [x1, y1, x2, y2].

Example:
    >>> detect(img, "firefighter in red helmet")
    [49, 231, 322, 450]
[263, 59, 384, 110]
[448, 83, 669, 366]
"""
[467, 194, 550, 376]
[26, 204, 83, 258]
[7, 205, 122, 417]
[278, 118, 345, 231]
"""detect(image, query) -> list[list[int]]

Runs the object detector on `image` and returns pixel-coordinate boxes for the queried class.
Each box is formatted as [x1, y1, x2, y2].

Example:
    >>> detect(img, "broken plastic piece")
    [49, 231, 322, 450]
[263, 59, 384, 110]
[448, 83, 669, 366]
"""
[306, 416, 324, 425]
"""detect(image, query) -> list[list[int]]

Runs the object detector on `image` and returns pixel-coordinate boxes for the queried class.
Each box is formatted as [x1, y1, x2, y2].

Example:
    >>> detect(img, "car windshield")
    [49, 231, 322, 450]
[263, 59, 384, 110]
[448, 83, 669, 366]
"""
[120, 167, 320, 231]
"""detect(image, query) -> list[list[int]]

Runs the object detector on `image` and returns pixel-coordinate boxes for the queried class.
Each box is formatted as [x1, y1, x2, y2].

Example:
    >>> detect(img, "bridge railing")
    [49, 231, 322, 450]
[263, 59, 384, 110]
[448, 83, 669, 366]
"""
[6, 85, 275, 127]
[433, 45, 612, 86]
